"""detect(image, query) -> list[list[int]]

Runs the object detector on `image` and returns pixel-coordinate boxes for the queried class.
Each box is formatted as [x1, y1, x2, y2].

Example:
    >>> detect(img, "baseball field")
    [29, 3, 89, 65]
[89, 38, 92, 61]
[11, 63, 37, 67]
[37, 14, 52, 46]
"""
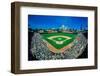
[41, 33, 77, 49]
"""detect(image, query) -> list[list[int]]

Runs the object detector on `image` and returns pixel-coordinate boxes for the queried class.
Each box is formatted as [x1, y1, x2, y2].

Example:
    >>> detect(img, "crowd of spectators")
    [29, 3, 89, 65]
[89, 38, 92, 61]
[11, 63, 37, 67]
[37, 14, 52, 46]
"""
[30, 33, 87, 60]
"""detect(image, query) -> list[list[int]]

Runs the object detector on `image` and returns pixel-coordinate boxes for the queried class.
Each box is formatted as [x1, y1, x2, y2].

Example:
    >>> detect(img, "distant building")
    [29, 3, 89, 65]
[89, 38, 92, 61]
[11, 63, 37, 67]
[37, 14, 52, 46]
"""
[39, 30, 44, 33]
[60, 25, 66, 30]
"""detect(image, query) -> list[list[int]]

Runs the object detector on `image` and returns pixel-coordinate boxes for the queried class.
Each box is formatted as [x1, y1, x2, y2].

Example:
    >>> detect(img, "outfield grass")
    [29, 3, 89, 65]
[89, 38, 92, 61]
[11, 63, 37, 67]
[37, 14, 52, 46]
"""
[41, 33, 77, 49]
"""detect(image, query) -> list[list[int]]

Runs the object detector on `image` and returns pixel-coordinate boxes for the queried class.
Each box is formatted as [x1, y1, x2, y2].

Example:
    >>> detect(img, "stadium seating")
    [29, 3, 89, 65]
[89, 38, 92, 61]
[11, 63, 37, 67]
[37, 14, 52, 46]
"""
[30, 33, 87, 60]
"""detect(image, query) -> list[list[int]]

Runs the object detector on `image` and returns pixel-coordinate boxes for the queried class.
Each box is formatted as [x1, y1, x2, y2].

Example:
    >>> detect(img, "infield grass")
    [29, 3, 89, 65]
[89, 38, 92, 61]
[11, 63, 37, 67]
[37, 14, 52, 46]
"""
[41, 33, 77, 49]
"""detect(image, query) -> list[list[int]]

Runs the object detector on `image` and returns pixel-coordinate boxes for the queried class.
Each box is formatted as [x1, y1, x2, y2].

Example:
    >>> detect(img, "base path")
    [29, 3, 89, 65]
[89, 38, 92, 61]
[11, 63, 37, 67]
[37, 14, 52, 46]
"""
[43, 39, 73, 53]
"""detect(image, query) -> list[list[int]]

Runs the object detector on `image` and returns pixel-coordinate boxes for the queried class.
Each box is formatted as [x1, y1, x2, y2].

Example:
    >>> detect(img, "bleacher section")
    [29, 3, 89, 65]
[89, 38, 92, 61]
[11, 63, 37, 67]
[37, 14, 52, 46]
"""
[30, 33, 87, 60]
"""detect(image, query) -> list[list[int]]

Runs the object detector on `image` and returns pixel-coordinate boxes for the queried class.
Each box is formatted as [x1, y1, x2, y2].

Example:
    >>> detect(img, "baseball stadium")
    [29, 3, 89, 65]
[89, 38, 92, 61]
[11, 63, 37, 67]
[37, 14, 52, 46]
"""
[28, 15, 88, 60]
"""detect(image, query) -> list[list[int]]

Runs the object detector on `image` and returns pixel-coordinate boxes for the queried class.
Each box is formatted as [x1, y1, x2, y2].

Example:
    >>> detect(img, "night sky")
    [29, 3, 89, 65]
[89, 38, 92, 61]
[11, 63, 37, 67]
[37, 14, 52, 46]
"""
[28, 15, 88, 30]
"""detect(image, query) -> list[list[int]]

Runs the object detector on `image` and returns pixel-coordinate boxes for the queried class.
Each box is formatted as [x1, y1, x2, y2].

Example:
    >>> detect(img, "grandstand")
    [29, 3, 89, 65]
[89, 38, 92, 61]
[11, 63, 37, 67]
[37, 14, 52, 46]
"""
[30, 32, 87, 60]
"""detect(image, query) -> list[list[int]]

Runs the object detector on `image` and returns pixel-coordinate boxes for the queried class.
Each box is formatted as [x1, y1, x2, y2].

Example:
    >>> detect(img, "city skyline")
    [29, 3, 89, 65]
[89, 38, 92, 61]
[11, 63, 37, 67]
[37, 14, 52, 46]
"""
[28, 15, 88, 30]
